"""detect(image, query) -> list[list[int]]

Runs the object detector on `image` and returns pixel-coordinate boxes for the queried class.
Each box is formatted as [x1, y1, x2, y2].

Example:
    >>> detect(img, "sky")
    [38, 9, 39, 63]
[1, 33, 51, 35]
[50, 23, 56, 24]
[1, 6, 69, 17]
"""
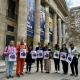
[66, 0, 80, 8]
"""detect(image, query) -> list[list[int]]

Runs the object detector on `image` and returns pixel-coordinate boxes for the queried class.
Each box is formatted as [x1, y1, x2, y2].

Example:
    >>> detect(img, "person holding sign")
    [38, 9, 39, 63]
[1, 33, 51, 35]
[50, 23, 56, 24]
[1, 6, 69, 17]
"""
[36, 43, 44, 73]
[60, 44, 68, 74]
[53, 44, 60, 73]
[44, 45, 51, 73]
[16, 39, 28, 77]
[3, 40, 16, 79]
[69, 43, 79, 77]
[25, 46, 34, 74]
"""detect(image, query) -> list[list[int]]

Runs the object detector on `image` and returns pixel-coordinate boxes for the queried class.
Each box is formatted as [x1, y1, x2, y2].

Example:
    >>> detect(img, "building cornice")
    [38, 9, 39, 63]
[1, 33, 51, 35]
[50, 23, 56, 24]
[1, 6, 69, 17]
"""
[54, 0, 68, 16]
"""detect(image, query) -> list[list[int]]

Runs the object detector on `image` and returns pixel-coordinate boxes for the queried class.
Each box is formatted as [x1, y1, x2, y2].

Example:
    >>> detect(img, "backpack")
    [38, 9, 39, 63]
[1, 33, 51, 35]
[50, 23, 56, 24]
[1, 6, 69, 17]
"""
[2, 46, 8, 60]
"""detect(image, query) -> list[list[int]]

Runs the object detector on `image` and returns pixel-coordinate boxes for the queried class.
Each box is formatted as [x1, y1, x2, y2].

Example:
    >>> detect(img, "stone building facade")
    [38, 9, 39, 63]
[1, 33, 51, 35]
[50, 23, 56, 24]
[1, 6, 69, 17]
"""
[0, 0, 68, 54]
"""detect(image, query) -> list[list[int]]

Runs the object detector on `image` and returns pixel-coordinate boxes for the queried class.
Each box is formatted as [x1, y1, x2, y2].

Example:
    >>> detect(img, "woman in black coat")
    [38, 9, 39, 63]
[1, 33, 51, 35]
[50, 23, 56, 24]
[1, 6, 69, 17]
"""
[25, 46, 33, 73]
[54, 44, 60, 73]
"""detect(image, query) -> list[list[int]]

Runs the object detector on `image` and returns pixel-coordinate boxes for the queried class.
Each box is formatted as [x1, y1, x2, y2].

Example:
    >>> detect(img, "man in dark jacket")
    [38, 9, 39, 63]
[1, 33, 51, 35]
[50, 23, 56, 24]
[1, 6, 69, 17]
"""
[36, 43, 44, 73]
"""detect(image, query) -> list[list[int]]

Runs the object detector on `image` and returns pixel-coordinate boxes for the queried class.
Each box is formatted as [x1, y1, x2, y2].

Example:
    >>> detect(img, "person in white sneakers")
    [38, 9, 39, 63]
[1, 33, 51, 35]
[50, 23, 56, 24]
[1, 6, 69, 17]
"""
[69, 43, 79, 77]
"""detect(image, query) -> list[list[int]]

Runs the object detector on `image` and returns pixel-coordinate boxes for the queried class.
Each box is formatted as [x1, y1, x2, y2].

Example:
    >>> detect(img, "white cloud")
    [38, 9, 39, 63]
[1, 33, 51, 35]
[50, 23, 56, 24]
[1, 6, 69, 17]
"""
[70, 0, 80, 8]
[66, 0, 80, 8]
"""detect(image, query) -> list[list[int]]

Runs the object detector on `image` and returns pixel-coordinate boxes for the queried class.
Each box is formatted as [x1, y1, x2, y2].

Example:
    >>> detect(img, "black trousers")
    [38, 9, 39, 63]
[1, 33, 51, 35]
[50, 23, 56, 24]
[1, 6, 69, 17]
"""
[70, 57, 78, 75]
[54, 58, 60, 71]
[37, 58, 43, 72]
[26, 62, 32, 72]
[62, 61, 68, 74]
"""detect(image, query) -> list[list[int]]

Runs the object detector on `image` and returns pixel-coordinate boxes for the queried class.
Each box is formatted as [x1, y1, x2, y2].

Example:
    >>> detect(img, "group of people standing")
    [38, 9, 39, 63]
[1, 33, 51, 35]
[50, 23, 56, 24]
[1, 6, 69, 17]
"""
[36, 43, 51, 73]
[3, 39, 28, 79]
[54, 43, 79, 77]
[3, 39, 79, 79]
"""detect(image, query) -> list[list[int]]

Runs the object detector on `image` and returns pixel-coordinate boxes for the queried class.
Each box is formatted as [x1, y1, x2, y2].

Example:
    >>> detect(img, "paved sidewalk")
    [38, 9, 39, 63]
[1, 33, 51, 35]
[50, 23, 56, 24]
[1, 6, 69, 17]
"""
[0, 61, 36, 73]
[0, 60, 80, 80]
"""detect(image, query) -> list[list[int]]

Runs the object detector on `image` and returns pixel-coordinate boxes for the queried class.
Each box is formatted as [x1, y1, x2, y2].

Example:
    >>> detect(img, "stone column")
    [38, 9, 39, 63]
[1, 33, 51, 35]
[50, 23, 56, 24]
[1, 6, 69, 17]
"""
[62, 23, 66, 44]
[44, 6, 49, 45]
[33, 0, 41, 49]
[53, 13, 57, 47]
[17, 0, 27, 43]
[0, 0, 7, 55]
[58, 18, 62, 48]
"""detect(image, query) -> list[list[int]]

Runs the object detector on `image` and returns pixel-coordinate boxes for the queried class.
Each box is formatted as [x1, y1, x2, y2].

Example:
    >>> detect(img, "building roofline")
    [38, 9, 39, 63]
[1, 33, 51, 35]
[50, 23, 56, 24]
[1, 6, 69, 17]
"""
[70, 6, 80, 10]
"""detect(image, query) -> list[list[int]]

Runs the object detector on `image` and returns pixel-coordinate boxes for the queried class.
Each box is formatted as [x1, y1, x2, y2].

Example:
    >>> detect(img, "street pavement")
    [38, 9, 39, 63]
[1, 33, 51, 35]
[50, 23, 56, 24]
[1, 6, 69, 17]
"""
[0, 60, 80, 80]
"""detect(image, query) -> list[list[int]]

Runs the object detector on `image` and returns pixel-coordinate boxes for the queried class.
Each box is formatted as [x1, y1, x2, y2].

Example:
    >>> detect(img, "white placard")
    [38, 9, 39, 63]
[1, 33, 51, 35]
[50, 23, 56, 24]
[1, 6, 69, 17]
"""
[31, 51, 37, 59]
[66, 54, 74, 64]
[44, 51, 50, 59]
[54, 50, 60, 59]
[37, 50, 43, 58]
[8, 53, 16, 62]
[60, 52, 67, 61]
[20, 49, 26, 58]
[53, 50, 60, 59]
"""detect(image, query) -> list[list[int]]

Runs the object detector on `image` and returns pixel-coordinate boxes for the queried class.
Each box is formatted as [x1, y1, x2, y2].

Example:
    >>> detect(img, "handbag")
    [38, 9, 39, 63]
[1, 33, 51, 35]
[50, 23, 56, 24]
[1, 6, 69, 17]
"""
[2, 47, 8, 60]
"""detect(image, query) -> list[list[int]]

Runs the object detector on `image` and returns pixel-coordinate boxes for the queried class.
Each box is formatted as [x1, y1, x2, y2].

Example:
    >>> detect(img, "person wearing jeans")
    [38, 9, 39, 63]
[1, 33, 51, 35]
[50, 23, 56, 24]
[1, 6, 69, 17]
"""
[3, 40, 16, 79]
[5, 59, 14, 78]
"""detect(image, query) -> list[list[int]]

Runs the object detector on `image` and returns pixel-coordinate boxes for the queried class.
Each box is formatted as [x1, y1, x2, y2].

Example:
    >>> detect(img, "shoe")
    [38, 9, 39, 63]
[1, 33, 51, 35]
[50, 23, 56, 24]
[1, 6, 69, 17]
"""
[36, 70, 38, 72]
[21, 73, 24, 75]
[6, 76, 9, 79]
[75, 75, 78, 77]
[16, 74, 20, 77]
[55, 71, 58, 73]
[64, 73, 68, 75]
[46, 72, 50, 74]
[25, 72, 28, 74]
[9, 75, 14, 78]
[70, 74, 74, 76]
[57, 71, 60, 73]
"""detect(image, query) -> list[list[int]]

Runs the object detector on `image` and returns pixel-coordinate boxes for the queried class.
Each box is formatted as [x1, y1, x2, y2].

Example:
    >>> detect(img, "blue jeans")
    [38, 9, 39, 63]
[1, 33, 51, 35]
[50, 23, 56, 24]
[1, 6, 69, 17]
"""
[5, 57, 14, 76]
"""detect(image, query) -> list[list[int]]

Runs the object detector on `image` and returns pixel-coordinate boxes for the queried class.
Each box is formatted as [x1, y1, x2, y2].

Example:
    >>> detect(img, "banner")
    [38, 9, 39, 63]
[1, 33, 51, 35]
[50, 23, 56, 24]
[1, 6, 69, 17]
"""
[44, 51, 50, 59]
[27, 0, 35, 37]
[20, 49, 26, 58]
[40, 6, 45, 40]
[27, 1, 45, 39]
[54, 50, 60, 59]
[31, 51, 37, 59]
[37, 50, 43, 58]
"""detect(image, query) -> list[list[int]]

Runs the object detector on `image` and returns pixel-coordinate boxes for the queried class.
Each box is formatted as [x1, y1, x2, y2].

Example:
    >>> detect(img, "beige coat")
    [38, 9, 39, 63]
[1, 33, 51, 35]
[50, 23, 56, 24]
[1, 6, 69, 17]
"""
[44, 59, 51, 72]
